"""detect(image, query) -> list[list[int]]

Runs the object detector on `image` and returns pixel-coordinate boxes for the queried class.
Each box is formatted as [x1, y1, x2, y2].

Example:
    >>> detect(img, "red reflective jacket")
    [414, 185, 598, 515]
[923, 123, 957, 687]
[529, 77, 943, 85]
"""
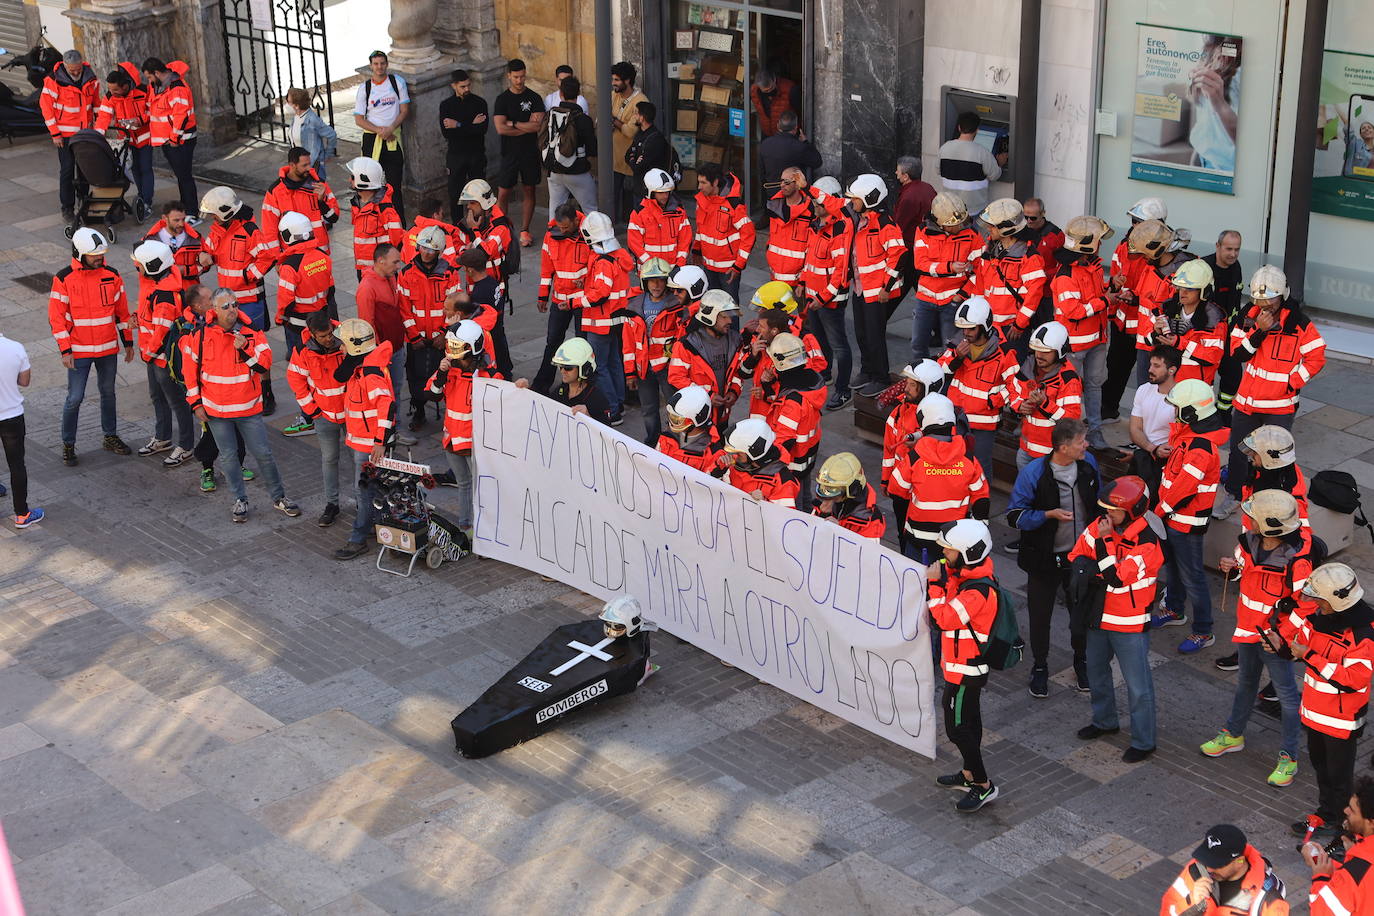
[812, 485, 886, 540]
[94, 63, 150, 146]
[143, 219, 205, 291]
[147, 62, 196, 145]
[275, 242, 336, 327]
[349, 187, 404, 270]
[343, 343, 396, 452]
[40, 62, 98, 140]
[850, 210, 906, 304]
[1068, 517, 1164, 632]
[286, 327, 347, 423]
[135, 268, 183, 366]
[928, 557, 997, 684]
[693, 174, 754, 272]
[48, 260, 131, 358]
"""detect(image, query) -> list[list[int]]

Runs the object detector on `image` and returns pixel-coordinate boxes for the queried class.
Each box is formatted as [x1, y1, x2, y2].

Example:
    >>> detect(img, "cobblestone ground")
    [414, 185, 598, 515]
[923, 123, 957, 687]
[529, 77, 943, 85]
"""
[2, 135, 1374, 913]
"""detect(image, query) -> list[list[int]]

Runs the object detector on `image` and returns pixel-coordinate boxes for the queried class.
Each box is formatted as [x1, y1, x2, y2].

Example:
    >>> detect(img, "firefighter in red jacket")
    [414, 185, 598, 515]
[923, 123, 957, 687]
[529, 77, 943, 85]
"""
[1101, 197, 1168, 421]
[765, 167, 820, 285]
[331, 318, 396, 560]
[962, 198, 1047, 344]
[669, 290, 746, 431]
[811, 452, 885, 539]
[800, 187, 854, 408]
[143, 201, 205, 292]
[893, 393, 989, 564]
[1152, 259, 1226, 384]
[346, 157, 403, 276]
[883, 359, 948, 555]
[49, 228, 134, 465]
[398, 224, 461, 431]
[131, 240, 195, 465]
[455, 179, 515, 289]
[721, 418, 799, 509]
[1070, 475, 1163, 762]
[1308, 776, 1374, 916]
[1051, 215, 1114, 449]
[625, 260, 691, 444]
[1231, 425, 1310, 530]
[95, 62, 153, 219]
[927, 518, 1001, 813]
[845, 174, 907, 396]
[1127, 219, 1194, 379]
[580, 211, 635, 423]
[401, 198, 459, 262]
[261, 146, 340, 256]
[740, 308, 821, 419]
[42, 51, 100, 221]
[1160, 823, 1289, 916]
[939, 295, 1019, 477]
[692, 163, 753, 299]
[1223, 265, 1326, 509]
[287, 311, 348, 528]
[275, 211, 338, 436]
[426, 320, 500, 539]
[534, 203, 588, 387]
[1009, 321, 1082, 469]
[657, 385, 725, 477]
[762, 332, 827, 507]
[910, 192, 980, 360]
[1151, 379, 1230, 652]
[142, 57, 198, 208]
[628, 168, 692, 267]
[1278, 563, 1374, 850]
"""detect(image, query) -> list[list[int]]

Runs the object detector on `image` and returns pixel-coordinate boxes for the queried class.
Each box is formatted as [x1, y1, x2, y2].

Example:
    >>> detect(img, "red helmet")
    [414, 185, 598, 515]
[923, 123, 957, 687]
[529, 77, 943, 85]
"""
[1097, 475, 1150, 520]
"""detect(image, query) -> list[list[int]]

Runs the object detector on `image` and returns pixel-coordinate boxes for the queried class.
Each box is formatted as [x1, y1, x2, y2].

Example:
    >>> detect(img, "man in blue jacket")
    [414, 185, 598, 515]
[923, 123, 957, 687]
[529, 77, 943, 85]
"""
[1006, 417, 1100, 699]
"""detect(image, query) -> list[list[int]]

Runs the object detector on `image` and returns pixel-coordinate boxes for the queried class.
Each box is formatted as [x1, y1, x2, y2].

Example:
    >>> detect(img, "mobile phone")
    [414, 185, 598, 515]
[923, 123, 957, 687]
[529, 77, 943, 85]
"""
[1343, 94, 1374, 180]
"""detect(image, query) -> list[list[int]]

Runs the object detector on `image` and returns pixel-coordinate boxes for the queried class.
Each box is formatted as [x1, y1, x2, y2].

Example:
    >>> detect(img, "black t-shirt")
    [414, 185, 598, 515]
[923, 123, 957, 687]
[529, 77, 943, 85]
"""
[553, 381, 611, 425]
[439, 93, 489, 160]
[493, 88, 544, 157]
[1203, 253, 1244, 321]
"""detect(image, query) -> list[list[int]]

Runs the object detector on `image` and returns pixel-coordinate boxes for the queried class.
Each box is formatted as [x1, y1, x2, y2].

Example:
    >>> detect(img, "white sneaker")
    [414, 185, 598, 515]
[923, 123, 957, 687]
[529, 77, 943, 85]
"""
[162, 446, 193, 467]
[138, 437, 172, 456]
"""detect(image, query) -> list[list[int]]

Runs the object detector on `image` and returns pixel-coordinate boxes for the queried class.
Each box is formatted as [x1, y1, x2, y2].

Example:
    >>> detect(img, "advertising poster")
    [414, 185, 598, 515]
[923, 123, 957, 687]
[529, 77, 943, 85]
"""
[1313, 50, 1374, 222]
[1130, 24, 1243, 194]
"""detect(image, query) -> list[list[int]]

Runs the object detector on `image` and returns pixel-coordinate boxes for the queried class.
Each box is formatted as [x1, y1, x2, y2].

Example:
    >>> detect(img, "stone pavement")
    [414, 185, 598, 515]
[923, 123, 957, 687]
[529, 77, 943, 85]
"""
[2, 132, 1374, 914]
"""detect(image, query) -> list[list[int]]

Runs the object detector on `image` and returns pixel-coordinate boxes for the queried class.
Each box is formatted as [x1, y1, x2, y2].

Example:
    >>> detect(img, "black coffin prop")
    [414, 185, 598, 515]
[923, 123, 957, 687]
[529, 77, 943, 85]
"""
[451, 619, 652, 758]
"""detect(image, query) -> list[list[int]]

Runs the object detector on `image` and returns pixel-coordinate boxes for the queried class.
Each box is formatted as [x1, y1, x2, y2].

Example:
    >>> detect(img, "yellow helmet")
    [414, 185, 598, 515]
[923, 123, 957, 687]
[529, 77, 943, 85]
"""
[1171, 258, 1215, 295]
[814, 452, 866, 501]
[1165, 378, 1217, 423]
[640, 258, 672, 281]
[750, 280, 800, 314]
[552, 337, 596, 378]
[335, 318, 376, 356]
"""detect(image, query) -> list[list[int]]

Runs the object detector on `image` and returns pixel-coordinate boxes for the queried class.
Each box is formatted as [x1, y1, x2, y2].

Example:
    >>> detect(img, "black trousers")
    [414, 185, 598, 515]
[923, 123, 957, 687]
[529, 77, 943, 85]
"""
[446, 153, 487, 224]
[363, 134, 406, 224]
[1100, 323, 1138, 419]
[889, 494, 912, 555]
[1, 414, 29, 516]
[491, 306, 514, 379]
[1027, 559, 1087, 667]
[1308, 725, 1361, 825]
[406, 343, 443, 418]
[533, 307, 581, 392]
[852, 297, 890, 384]
[943, 675, 988, 783]
[161, 139, 200, 211]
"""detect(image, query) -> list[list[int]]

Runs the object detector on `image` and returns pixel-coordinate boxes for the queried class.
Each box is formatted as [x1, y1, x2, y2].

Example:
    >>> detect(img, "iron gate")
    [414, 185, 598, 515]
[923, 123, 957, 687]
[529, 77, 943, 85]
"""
[220, 0, 334, 144]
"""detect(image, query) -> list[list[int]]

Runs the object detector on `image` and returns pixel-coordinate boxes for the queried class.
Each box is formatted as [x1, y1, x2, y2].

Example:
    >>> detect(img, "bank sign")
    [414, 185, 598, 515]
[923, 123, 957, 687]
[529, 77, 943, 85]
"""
[1312, 49, 1374, 223]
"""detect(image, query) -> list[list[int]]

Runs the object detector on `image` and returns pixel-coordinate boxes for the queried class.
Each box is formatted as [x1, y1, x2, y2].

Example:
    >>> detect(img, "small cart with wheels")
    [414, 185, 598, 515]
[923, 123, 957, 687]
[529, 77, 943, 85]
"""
[368, 456, 471, 577]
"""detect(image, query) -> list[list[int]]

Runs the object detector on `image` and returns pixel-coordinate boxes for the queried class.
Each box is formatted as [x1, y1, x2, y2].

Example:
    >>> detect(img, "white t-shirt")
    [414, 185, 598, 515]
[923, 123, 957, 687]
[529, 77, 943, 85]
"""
[0, 334, 31, 420]
[354, 74, 411, 129]
[1131, 382, 1173, 447]
[544, 90, 589, 115]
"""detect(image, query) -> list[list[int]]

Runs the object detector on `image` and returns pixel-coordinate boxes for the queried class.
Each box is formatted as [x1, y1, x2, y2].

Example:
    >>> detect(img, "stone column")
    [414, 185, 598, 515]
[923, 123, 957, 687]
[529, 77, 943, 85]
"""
[382, 0, 453, 216]
[431, 0, 504, 176]
[66, 0, 177, 79]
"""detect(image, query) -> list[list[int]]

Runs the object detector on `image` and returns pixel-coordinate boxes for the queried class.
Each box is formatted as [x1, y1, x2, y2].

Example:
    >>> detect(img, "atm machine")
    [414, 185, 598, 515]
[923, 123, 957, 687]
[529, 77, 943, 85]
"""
[941, 86, 1016, 168]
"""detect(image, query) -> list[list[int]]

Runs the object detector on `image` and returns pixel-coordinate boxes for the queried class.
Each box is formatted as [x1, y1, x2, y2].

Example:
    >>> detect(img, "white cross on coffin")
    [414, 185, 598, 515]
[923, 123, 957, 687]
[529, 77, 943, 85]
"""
[548, 637, 616, 676]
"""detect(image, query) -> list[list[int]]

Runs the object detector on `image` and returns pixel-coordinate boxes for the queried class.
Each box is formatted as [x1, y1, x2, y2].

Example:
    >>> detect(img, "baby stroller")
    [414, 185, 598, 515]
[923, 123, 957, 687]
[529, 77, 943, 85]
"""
[65, 128, 133, 242]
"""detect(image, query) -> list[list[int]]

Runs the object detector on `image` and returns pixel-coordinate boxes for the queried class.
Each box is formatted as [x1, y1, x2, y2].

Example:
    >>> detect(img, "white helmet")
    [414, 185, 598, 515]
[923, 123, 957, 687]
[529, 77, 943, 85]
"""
[954, 295, 993, 331]
[812, 176, 843, 198]
[696, 289, 739, 326]
[1241, 489, 1302, 538]
[72, 227, 109, 257]
[415, 225, 447, 253]
[580, 211, 617, 250]
[643, 168, 675, 194]
[725, 417, 775, 463]
[552, 337, 597, 378]
[937, 518, 993, 567]
[132, 240, 175, 275]
[931, 192, 968, 228]
[666, 384, 712, 431]
[1304, 563, 1364, 612]
[599, 596, 644, 637]
[767, 332, 807, 372]
[199, 186, 242, 221]
[845, 174, 888, 209]
[900, 359, 947, 395]
[1241, 425, 1296, 470]
[981, 197, 1026, 237]
[1028, 320, 1070, 358]
[1127, 196, 1168, 221]
[445, 320, 485, 360]
[346, 156, 386, 190]
[334, 317, 376, 356]
[1249, 265, 1289, 301]
[667, 264, 708, 301]
[459, 178, 496, 209]
[278, 211, 313, 245]
[917, 392, 957, 431]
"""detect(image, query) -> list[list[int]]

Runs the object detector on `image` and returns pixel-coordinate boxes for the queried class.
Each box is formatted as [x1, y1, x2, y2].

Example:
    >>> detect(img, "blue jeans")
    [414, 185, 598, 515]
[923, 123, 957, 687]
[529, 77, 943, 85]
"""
[206, 413, 286, 503]
[637, 369, 668, 445]
[147, 361, 194, 449]
[811, 304, 852, 393]
[62, 354, 119, 444]
[585, 331, 625, 416]
[1165, 527, 1213, 634]
[1225, 642, 1301, 758]
[969, 428, 996, 483]
[315, 416, 344, 506]
[444, 450, 475, 529]
[705, 269, 742, 303]
[346, 446, 375, 544]
[911, 298, 957, 362]
[1067, 343, 1107, 445]
[240, 296, 268, 332]
[130, 144, 154, 206]
[1134, 348, 1152, 386]
[1086, 627, 1157, 750]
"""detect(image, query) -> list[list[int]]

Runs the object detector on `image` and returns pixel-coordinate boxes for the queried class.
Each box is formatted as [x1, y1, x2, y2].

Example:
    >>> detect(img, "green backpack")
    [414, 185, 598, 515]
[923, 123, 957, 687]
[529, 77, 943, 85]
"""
[961, 577, 1025, 671]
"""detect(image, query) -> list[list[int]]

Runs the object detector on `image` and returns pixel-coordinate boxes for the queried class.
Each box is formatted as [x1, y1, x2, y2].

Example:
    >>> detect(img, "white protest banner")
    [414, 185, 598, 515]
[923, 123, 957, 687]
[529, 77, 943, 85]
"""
[469, 379, 937, 759]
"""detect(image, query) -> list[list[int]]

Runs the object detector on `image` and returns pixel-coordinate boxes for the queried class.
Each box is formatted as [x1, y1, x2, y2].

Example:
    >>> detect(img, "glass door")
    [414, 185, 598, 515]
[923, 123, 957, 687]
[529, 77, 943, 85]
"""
[668, 3, 750, 197]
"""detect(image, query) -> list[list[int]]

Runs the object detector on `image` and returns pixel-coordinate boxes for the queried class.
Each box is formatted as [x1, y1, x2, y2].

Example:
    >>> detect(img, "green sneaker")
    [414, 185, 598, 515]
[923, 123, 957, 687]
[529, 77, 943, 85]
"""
[1268, 752, 1298, 787]
[200, 468, 217, 492]
[242, 468, 256, 482]
[1200, 729, 1245, 757]
[282, 415, 316, 437]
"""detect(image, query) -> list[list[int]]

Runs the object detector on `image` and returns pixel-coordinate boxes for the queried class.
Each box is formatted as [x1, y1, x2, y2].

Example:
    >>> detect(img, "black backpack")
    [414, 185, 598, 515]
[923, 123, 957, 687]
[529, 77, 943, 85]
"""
[492, 214, 520, 280]
[1310, 470, 1374, 542]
